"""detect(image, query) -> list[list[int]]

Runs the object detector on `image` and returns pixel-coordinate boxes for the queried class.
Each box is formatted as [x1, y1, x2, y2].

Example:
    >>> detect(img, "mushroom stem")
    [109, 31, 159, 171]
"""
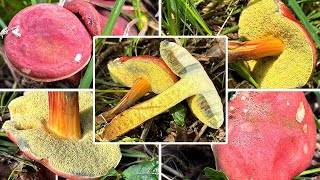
[96, 78, 151, 124]
[47, 92, 81, 140]
[228, 36, 284, 62]
[96, 41, 224, 141]
[96, 77, 195, 141]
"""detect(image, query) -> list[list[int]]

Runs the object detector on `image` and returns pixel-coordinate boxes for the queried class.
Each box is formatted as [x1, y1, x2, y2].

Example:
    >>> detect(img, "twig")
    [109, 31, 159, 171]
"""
[193, 124, 208, 142]
[140, 120, 153, 141]
[162, 164, 185, 179]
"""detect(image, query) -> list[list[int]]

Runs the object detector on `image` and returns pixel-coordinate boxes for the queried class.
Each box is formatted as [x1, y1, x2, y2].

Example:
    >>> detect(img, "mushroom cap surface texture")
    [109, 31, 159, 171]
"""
[239, 0, 316, 88]
[213, 92, 316, 180]
[4, 4, 92, 82]
[108, 55, 178, 94]
[3, 92, 121, 179]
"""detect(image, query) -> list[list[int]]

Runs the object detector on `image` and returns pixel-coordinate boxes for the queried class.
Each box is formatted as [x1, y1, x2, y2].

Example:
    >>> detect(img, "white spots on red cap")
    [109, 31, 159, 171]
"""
[229, 106, 235, 111]
[304, 144, 308, 154]
[21, 68, 31, 75]
[12, 25, 21, 38]
[243, 109, 248, 113]
[241, 95, 246, 101]
[296, 102, 305, 123]
[286, 101, 290, 106]
[303, 124, 308, 133]
[74, 53, 82, 63]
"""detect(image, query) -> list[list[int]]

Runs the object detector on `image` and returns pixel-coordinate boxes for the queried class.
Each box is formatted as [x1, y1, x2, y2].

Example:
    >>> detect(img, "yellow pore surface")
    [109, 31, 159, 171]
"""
[239, 0, 314, 88]
[108, 58, 176, 94]
[3, 92, 121, 178]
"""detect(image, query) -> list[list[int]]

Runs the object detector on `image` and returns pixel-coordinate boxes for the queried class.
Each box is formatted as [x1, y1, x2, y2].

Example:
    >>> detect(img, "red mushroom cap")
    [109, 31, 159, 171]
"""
[4, 4, 92, 82]
[276, 0, 317, 65]
[213, 92, 316, 179]
[89, 0, 138, 35]
[64, 0, 102, 36]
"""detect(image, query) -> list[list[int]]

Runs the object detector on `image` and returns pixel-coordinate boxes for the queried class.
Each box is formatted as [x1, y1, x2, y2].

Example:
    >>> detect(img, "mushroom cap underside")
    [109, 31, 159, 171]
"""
[108, 55, 178, 94]
[4, 4, 92, 82]
[238, 0, 316, 88]
[3, 92, 121, 179]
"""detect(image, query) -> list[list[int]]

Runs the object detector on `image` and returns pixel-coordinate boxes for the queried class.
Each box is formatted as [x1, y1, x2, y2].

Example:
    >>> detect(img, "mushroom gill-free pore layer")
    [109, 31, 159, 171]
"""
[3, 92, 121, 178]
[239, 0, 315, 88]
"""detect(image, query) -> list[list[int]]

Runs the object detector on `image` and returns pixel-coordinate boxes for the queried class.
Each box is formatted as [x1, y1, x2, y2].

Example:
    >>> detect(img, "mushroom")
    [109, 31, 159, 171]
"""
[228, 0, 317, 88]
[4, 4, 92, 82]
[96, 41, 224, 141]
[2, 92, 121, 179]
[213, 92, 317, 179]
[96, 55, 178, 124]
[87, 0, 139, 35]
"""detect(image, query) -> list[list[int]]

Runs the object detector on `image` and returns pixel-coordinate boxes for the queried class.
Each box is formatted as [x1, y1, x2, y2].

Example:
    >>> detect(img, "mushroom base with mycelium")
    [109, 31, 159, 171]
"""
[3, 92, 121, 179]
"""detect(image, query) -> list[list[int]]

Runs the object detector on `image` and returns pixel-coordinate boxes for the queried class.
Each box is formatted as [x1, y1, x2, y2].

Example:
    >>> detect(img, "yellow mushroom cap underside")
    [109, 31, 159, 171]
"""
[3, 92, 121, 178]
[239, 0, 314, 88]
[108, 58, 176, 94]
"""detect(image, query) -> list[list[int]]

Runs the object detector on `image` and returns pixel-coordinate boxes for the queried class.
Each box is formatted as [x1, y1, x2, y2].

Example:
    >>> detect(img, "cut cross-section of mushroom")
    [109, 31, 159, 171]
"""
[228, 0, 317, 88]
[3, 92, 121, 179]
[96, 41, 224, 141]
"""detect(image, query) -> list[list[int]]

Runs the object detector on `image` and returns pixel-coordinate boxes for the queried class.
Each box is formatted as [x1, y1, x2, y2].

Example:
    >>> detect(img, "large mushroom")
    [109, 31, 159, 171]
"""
[2, 92, 121, 179]
[228, 0, 317, 88]
[4, 4, 93, 82]
[96, 55, 178, 124]
[96, 41, 224, 141]
[213, 92, 317, 179]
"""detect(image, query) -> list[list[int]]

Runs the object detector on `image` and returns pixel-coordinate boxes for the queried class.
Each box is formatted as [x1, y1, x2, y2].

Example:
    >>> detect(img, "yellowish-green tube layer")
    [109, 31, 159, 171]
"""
[3, 92, 121, 178]
[108, 59, 176, 94]
[239, 0, 314, 88]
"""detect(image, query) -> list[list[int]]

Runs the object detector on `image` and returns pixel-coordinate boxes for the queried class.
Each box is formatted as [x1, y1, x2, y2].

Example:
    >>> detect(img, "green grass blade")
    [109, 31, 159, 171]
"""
[0, 139, 16, 147]
[0, 17, 7, 28]
[95, 89, 129, 93]
[96, 0, 126, 53]
[230, 62, 260, 88]
[79, 58, 93, 88]
[287, 0, 320, 48]
[102, 0, 126, 35]
[95, 79, 125, 87]
[31, 0, 37, 5]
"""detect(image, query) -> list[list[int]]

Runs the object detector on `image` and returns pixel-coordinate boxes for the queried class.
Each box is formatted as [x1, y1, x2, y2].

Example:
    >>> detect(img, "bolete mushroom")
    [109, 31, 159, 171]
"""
[96, 41, 224, 141]
[228, 0, 317, 88]
[4, 4, 92, 82]
[213, 92, 317, 179]
[96, 55, 178, 124]
[88, 0, 139, 35]
[2, 92, 121, 179]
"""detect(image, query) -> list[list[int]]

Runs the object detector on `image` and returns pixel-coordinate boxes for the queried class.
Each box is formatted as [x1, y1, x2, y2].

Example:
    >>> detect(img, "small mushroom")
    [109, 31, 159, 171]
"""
[213, 92, 317, 179]
[96, 55, 178, 124]
[64, 0, 103, 36]
[228, 0, 317, 88]
[4, 4, 92, 82]
[88, 0, 139, 35]
[3, 92, 121, 179]
[96, 41, 224, 141]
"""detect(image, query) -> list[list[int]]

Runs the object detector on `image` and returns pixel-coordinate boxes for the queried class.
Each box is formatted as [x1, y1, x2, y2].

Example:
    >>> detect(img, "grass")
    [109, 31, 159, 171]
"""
[162, 0, 212, 35]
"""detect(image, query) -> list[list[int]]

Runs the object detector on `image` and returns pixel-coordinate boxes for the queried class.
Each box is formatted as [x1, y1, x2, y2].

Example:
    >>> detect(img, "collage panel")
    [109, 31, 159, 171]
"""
[0, 0, 159, 89]
[94, 37, 226, 143]
[162, 0, 319, 89]
[0, 91, 159, 179]
[161, 91, 320, 179]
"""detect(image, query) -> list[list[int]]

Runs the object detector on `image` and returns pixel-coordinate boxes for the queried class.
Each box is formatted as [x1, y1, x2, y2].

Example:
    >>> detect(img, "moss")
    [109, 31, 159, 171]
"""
[3, 92, 121, 178]
[239, 0, 314, 88]
[108, 58, 176, 94]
